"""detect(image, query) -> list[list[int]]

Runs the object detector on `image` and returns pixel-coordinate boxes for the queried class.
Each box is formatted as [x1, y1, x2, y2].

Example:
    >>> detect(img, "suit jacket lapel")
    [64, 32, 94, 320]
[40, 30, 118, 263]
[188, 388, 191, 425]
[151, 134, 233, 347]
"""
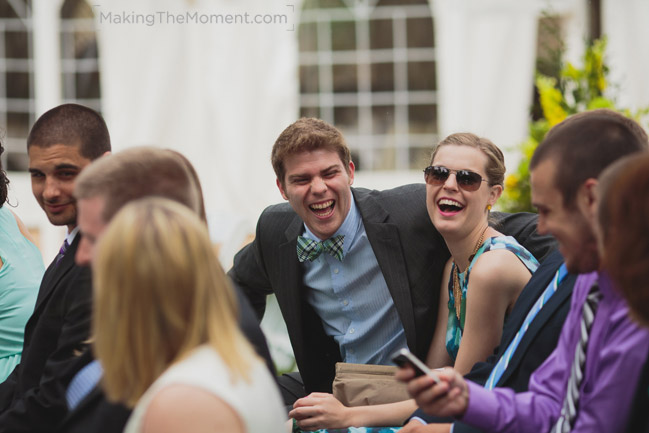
[496, 255, 573, 386]
[34, 235, 80, 312]
[353, 189, 417, 351]
[276, 216, 307, 351]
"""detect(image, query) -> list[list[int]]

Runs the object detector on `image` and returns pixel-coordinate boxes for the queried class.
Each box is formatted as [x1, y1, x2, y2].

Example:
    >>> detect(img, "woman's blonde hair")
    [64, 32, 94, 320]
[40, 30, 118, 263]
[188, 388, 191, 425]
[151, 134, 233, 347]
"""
[93, 197, 255, 407]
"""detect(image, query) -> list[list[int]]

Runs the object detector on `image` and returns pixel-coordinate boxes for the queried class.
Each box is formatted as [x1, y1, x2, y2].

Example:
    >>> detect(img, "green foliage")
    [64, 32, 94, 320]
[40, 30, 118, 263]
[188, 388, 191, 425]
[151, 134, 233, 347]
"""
[502, 38, 648, 212]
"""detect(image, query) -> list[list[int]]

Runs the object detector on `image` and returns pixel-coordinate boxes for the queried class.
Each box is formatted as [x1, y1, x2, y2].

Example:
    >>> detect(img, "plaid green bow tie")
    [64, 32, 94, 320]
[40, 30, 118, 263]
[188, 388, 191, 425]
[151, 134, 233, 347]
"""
[296, 235, 345, 262]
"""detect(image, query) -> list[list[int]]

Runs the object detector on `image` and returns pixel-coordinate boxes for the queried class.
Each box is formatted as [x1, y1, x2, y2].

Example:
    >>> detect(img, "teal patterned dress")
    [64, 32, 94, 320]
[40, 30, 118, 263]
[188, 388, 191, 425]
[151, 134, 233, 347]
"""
[0, 206, 44, 381]
[445, 236, 539, 361]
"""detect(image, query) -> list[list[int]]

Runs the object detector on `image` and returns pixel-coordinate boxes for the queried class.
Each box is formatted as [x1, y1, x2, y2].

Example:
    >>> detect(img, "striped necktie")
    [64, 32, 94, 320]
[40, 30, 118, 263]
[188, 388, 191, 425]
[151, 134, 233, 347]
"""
[55, 239, 70, 266]
[551, 281, 601, 432]
[485, 264, 568, 390]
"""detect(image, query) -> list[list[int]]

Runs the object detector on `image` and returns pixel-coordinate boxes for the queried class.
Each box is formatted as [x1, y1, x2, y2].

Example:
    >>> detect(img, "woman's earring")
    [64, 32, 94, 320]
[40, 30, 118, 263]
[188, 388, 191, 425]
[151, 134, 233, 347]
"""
[486, 204, 492, 211]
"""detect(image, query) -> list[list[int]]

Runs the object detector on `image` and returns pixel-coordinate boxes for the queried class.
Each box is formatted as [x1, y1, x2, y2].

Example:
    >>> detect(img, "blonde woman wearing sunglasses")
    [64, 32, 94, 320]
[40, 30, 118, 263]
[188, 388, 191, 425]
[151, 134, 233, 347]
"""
[424, 133, 540, 375]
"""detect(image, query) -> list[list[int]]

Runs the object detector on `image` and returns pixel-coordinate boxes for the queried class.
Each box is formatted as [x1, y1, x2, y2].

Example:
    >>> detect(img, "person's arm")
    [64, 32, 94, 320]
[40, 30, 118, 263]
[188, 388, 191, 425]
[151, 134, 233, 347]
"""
[228, 216, 274, 320]
[426, 260, 454, 369]
[289, 392, 418, 430]
[142, 385, 245, 433]
[452, 251, 532, 375]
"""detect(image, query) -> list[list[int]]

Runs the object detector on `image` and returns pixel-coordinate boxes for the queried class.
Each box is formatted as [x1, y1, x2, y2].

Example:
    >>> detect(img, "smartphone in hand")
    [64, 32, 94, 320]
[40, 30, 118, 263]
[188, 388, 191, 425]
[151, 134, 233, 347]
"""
[392, 348, 441, 383]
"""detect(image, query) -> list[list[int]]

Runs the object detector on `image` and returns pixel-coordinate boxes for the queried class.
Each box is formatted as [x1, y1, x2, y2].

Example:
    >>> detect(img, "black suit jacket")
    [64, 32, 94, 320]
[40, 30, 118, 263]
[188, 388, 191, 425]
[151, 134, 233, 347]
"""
[229, 184, 556, 394]
[0, 235, 93, 433]
[413, 250, 577, 431]
[55, 284, 275, 433]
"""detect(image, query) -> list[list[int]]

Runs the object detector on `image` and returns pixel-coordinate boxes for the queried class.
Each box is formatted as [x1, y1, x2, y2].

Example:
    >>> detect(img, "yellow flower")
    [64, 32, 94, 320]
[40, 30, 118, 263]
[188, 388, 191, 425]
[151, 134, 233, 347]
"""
[505, 174, 519, 190]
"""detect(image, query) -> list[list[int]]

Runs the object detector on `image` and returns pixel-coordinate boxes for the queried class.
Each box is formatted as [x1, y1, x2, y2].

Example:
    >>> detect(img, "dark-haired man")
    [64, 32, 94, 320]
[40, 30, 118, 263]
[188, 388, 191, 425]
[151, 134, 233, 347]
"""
[397, 109, 649, 433]
[0, 104, 110, 432]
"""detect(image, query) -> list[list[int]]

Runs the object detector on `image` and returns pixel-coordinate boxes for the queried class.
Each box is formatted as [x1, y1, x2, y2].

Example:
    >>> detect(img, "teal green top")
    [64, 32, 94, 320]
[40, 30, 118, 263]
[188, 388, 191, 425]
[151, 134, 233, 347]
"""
[445, 236, 539, 361]
[0, 206, 44, 381]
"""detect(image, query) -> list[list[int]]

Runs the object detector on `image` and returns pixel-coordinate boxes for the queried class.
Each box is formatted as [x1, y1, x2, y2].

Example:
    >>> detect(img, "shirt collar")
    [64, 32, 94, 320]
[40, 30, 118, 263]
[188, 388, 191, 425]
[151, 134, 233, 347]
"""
[66, 226, 80, 244]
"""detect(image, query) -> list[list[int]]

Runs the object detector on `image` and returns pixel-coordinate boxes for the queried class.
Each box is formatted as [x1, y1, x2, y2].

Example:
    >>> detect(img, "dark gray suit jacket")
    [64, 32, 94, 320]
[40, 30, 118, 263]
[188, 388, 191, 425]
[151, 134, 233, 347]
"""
[413, 250, 577, 431]
[0, 235, 93, 433]
[229, 183, 555, 394]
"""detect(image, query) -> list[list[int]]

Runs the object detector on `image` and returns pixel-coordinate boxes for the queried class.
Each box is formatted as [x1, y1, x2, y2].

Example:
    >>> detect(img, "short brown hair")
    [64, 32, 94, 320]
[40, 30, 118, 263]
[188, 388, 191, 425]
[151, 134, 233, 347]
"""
[530, 109, 648, 209]
[429, 132, 505, 186]
[598, 152, 649, 325]
[271, 118, 352, 186]
[74, 147, 204, 223]
[27, 104, 111, 160]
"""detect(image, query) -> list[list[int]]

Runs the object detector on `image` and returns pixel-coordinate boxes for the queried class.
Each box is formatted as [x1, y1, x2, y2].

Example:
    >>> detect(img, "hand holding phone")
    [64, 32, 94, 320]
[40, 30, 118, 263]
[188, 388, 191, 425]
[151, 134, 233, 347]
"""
[391, 348, 441, 383]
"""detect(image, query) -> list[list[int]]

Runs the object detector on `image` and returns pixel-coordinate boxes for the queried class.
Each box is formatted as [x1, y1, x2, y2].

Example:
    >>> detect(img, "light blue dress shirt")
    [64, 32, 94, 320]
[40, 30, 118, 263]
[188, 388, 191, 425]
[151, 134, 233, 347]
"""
[301, 195, 407, 365]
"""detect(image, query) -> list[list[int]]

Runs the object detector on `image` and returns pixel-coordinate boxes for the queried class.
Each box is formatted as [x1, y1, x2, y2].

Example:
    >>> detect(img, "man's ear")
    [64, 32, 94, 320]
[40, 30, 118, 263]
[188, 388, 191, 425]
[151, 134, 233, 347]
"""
[276, 178, 289, 201]
[577, 178, 599, 222]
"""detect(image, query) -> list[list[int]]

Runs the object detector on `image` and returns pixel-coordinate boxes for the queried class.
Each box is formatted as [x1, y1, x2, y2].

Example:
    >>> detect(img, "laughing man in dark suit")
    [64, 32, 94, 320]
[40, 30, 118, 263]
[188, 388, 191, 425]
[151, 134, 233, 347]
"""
[228, 118, 555, 428]
[0, 104, 110, 433]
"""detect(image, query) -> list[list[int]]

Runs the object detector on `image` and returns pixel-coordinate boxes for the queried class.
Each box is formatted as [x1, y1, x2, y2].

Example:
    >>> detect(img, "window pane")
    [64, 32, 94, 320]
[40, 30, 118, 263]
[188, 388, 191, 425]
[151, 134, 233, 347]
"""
[372, 105, 394, 134]
[299, 22, 318, 52]
[300, 65, 320, 94]
[300, 106, 321, 118]
[408, 105, 437, 133]
[7, 111, 30, 137]
[407, 61, 435, 91]
[370, 19, 392, 50]
[332, 64, 357, 93]
[334, 106, 358, 128]
[331, 21, 355, 51]
[6, 72, 30, 98]
[407, 18, 434, 48]
[371, 63, 394, 92]
[5, 31, 28, 59]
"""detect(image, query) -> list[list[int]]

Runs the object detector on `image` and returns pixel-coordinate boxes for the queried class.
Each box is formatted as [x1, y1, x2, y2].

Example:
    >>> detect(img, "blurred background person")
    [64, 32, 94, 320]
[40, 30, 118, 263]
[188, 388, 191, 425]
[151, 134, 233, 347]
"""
[93, 198, 286, 433]
[596, 152, 649, 433]
[0, 139, 43, 382]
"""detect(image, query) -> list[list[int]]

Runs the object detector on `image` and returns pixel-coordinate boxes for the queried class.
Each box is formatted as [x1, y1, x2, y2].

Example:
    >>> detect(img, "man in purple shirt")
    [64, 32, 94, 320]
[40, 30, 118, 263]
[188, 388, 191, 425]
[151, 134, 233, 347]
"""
[397, 109, 649, 433]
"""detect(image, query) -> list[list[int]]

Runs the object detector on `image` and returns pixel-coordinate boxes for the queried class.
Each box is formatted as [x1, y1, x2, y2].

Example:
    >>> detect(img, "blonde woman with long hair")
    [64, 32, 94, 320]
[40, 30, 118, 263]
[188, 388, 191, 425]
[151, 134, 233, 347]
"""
[93, 198, 286, 433]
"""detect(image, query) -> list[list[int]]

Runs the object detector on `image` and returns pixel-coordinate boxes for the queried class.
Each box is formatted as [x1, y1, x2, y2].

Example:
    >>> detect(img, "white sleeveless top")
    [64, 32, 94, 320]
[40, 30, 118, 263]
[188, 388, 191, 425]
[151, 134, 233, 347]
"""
[124, 345, 287, 433]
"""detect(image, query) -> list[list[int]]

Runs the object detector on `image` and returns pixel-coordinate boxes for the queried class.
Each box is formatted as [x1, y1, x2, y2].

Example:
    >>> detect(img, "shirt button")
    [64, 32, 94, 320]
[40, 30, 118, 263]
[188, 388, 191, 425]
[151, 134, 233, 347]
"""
[349, 328, 355, 334]
[343, 299, 349, 306]
[333, 268, 339, 274]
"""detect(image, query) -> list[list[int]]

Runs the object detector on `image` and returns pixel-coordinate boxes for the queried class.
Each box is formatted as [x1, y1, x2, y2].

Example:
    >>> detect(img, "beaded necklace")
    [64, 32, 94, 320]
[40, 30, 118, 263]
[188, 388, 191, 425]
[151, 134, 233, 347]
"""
[452, 225, 488, 320]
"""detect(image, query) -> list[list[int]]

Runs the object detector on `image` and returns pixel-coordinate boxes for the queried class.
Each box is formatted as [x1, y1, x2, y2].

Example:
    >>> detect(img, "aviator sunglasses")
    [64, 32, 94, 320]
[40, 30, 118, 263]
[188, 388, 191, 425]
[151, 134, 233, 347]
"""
[423, 165, 488, 192]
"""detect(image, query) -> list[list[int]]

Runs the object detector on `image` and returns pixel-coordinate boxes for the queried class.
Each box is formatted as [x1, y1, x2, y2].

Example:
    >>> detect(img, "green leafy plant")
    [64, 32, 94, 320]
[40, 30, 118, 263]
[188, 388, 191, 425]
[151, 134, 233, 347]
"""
[502, 37, 649, 212]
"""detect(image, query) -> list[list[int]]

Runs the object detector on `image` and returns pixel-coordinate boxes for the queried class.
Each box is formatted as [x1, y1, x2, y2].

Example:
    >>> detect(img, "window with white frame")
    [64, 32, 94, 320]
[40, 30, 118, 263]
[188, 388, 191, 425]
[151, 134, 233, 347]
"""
[60, 0, 100, 111]
[0, 0, 34, 171]
[298, 0, 438, 171]
[0, 0, 100, 171]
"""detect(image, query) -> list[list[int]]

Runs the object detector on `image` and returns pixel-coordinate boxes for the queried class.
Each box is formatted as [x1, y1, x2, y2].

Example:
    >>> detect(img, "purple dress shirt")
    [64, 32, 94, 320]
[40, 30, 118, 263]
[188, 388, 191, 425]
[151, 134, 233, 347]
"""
[461, 271, 649, 433]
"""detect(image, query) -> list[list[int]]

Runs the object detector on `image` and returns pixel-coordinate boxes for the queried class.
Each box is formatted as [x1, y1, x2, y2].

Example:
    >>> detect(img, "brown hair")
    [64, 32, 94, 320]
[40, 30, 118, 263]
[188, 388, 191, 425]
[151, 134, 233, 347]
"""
[530, 109, 648, 209]
[271, 118, 352, 186]
[27, 103, 111, 160]
[429, 132, 505, 186]
[598, 152, 649, 325]
[74, 147, 205, 223]
[94, 198, 256, 406]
